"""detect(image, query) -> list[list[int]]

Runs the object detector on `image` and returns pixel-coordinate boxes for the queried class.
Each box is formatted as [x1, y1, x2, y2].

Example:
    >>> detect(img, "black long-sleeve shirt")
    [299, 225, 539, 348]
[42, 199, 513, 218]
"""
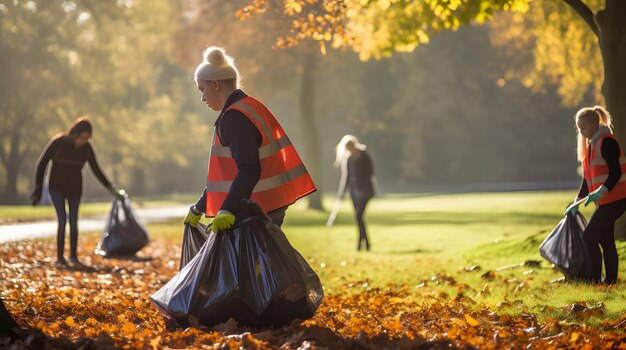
[346, 150, 375, 199]
[34, 135, 112, 195]
[577, 137, 621, 198]
[194, 90, 262, 216]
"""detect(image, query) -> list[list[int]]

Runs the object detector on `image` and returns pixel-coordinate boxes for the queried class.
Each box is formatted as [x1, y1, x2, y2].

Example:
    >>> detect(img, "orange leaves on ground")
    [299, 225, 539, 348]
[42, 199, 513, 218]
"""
[3, 237, 626, 349]
[85, 317, 98, 327]
[465, 314, 480, 326]
[121, 321, 136, 335]
[64, 316, 76, 328]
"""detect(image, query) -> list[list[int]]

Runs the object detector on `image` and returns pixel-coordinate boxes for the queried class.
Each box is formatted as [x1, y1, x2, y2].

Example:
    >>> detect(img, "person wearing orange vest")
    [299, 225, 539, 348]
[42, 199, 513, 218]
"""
[565, 106, 626, 284]
[183, 47, 316, 232]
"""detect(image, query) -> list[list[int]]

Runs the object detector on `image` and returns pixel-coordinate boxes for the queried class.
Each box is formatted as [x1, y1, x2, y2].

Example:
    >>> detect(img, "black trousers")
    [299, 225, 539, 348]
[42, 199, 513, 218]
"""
[352, 195, 372, 250]
[49, 189, 82, 261]
[583, 198, 626, 284]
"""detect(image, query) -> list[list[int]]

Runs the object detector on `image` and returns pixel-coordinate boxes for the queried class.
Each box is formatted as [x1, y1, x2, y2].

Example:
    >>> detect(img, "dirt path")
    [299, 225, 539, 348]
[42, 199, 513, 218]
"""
[0, 205, 189, 243]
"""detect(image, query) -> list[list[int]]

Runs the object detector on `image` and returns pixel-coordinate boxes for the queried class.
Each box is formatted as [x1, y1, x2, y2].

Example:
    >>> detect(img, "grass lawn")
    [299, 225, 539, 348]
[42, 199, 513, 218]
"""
[141, 191, 626, 325]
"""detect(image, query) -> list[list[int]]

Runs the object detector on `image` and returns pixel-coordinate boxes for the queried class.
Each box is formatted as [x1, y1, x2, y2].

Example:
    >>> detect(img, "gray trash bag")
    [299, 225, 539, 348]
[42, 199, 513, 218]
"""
[95, 197, 150, 257]
[539, 212, 593, 281]
[180, 222, 209, 270]
[151, 199, 324, 328]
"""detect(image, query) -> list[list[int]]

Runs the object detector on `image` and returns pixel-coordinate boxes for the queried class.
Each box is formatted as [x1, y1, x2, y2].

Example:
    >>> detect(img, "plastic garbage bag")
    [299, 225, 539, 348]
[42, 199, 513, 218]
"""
[0, 298, 18, 333]
[95, 197, 150, 257]
[539, 212, 593, 281]
[151, 199, 324, 328]
[180, 222, 209, 270]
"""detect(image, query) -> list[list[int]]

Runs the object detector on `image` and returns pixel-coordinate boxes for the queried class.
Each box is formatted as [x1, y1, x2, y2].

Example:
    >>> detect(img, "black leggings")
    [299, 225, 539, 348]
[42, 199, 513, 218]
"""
[583, 198, 626, 284]
[49, 189, 81, 261]
[352, 195, 372, 250]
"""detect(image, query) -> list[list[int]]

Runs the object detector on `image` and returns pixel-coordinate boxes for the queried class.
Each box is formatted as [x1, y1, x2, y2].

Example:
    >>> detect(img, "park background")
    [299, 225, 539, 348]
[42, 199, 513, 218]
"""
[3, 1, 626, 349]
[0, 0, 606, 205]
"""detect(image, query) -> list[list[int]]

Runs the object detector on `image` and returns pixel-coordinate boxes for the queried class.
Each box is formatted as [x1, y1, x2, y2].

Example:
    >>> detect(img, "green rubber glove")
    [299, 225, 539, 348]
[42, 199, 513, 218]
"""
[109, 188, 126, 200]
[564, 197, 583, 216]
[209, 210, 235, 233]
[183, 207, 202, 226]
[585, 185, 608, 206]
[564, 203, 579, 216]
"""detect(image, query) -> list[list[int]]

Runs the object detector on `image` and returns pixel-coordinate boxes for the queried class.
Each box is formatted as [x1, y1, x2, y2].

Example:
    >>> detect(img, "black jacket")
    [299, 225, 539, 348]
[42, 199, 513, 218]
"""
[347, 150, 375, 199]
[34, 135, 112, 196]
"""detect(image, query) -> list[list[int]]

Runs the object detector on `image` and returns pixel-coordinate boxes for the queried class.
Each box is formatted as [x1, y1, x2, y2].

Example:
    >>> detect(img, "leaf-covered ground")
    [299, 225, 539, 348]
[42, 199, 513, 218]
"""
[2, 236, 626, 349]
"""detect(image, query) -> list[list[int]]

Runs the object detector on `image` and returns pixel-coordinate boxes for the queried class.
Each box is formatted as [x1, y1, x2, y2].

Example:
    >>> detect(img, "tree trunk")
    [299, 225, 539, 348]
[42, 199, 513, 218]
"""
[3, 127, 23, 204]
[598, 2, 626, 133]
[597, 2, 626, 239]
[299, 49, 324, 211]
[5, 164, 19, 204]
[130, 167, 146, 196]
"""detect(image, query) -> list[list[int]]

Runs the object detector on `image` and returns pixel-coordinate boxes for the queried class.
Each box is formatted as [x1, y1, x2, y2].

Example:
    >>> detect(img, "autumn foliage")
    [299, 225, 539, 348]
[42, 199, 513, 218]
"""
[2, 236, 626, 349]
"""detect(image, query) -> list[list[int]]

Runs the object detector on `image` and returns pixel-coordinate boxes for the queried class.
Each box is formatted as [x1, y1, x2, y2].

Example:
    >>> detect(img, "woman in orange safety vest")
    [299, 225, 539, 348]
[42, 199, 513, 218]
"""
[566, 106, 626, 284]
[182, 47, 316, 232]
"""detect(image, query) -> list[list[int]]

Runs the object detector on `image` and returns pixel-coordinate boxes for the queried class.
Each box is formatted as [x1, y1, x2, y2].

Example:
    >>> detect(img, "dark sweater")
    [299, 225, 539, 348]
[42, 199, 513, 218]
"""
[347, 150, 375, 199]
[577, 137, 621, 198]
[34, 136, 112, 195]
[194, 90, 263, 216]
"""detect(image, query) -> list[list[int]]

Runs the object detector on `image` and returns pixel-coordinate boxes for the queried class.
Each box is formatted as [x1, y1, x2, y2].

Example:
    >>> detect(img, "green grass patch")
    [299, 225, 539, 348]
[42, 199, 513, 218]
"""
[277, 191, 626, 324]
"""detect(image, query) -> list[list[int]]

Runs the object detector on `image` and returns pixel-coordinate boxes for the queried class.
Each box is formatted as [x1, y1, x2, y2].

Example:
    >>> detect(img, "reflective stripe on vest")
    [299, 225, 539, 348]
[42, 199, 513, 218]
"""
[205, 96, 316, 216]
[211, 135, 292, 159]
[584, 133, 626, 205]
[207, 163, 309, 193]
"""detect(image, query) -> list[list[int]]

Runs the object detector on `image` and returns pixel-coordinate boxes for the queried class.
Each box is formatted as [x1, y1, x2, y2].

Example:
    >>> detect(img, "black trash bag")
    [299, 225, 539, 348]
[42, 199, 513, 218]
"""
[151, 199, 324, 328]
[95, 197, 150, 257]
[539, 212, 593, 281]
[0, 298, 18, 335]
[180, 222, 209, 270]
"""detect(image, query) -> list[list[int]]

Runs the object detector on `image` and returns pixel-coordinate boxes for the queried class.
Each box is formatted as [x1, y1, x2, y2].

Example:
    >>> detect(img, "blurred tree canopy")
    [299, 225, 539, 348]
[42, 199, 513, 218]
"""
[314, 25, 581, 188]
[238, 0, 530, 60]
[241, 0, 626, 143]
[0, 0, 611, 203]
[0, 0, 209, 203]
[490, 0, 604, 107]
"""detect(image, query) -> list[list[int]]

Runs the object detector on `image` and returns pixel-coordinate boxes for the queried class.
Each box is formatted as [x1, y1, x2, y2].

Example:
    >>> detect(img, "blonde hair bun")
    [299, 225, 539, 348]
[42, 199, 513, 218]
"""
[204, 47, 228, 66]
[194, 46, 239, 82]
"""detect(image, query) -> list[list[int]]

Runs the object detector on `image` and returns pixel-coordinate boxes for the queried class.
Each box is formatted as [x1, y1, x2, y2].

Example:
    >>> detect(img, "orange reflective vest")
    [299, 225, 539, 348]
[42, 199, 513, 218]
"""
[205, 96, 316, 216]
[583, 131, 626, 205]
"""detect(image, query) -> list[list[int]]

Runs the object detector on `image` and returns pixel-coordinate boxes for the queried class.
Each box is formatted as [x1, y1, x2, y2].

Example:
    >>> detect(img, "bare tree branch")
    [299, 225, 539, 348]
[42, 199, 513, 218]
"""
[563, 0, 599, 36]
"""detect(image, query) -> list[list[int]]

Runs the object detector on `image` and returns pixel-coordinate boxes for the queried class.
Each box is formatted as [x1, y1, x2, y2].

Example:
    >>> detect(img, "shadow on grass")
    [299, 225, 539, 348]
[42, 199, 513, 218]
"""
[287, 210, 563, 228]
[98, 254, 156, 262]
[386, 248, 441, 255]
